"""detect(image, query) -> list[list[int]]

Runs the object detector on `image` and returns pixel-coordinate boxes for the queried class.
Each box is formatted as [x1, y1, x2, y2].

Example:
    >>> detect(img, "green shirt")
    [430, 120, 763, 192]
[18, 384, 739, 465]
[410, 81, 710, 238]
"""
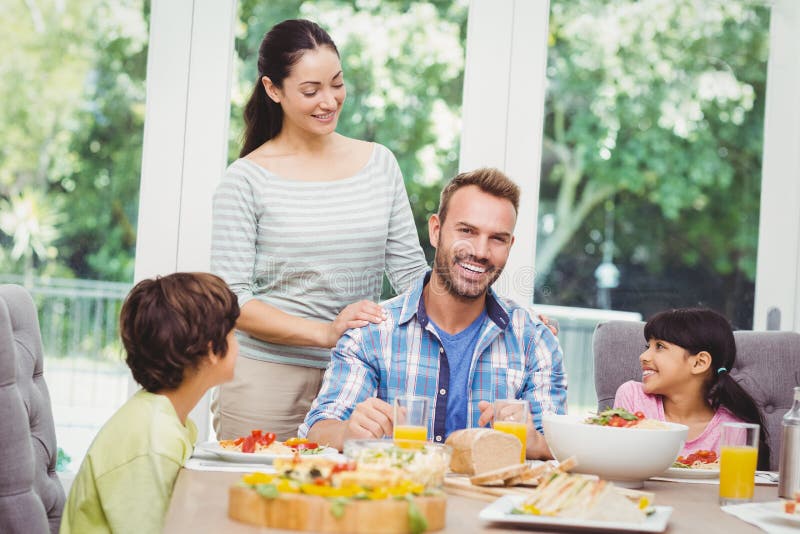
[60, 390, 197, 534]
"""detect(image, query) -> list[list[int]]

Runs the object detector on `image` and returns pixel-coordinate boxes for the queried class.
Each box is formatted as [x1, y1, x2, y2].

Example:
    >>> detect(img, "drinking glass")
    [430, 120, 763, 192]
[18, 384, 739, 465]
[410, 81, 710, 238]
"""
[719, 422, 760, 505]
[493, 399, 528, 463]
[393, 395, 430, 445]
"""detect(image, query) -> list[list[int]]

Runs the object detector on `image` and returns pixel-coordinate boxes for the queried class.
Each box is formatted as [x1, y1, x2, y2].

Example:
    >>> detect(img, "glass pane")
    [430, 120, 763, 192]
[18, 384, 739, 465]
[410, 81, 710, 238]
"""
[534, 0, 771, 412]
[0, 1, 149, 470]
[231, 0, 468, 296]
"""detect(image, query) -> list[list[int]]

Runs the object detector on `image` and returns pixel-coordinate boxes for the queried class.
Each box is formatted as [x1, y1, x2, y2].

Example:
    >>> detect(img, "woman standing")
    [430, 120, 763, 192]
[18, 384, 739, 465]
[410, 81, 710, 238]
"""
[210, 19, 428, 440]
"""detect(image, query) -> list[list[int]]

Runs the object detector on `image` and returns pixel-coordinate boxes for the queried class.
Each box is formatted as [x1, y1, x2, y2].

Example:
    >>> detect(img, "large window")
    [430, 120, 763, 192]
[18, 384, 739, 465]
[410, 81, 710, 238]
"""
[535, 0, 770, 329]
[532, 0, 772, 413]
[461, 0, 799, 414]
[0, 0, 149, 470]
[32, 1, 792, 454]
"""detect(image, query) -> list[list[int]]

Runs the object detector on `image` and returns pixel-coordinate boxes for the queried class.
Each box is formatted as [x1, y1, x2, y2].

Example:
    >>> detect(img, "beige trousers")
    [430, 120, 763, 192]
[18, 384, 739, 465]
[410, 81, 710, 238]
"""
[211, 356, 326, 441]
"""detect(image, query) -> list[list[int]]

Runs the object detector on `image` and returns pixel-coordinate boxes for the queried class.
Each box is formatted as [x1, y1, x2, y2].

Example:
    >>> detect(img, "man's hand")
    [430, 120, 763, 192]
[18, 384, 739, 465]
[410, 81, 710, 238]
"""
[477, 399, 495, 427]
[342, 397, 394, 441]
[477, 400, 553, 460]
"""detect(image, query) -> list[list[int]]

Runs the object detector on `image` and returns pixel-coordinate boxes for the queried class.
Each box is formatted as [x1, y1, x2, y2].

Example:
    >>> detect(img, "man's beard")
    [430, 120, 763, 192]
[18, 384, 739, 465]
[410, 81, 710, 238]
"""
[432, 248, 501, 301]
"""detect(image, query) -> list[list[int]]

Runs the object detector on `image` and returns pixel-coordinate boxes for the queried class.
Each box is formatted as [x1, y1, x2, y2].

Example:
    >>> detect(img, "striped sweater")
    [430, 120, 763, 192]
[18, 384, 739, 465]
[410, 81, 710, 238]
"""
[211, 143, 428, 368]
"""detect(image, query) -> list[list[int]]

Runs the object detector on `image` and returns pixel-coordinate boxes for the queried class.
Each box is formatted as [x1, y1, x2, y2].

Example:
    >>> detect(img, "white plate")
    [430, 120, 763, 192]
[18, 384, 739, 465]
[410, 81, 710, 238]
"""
[660, 466, 719, 479]
[479, 495, 673, 532]
[759, 501, 800, 525]
[195, 441, 339, 464]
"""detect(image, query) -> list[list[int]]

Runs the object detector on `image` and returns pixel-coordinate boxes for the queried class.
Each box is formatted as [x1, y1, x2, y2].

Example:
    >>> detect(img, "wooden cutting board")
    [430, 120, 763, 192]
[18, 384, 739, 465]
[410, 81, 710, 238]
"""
[443, 476, 539, 501]
[228, 485, 446, 533]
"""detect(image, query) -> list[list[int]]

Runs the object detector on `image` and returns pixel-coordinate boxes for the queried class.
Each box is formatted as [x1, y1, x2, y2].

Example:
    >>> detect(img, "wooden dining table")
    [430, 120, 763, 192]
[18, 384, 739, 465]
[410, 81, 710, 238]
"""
[163, 468, 778, 533]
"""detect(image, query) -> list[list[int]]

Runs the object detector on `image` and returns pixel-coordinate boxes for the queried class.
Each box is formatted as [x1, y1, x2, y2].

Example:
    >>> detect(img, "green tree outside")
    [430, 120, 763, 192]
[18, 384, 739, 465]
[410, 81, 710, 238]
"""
[535, 0, 769, 326]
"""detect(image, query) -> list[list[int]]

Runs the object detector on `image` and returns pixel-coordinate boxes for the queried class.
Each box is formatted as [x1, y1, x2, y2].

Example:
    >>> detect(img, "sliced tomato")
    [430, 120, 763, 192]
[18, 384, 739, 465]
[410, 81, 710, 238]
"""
[634, 411, 646, 420]
[257, 432, 276, 447]
[695, 450, 716, 461]
[294, 442, 319, 450]
[241, 435, 256, 453]
[233, 437, 244, 446]
[677, 450, 717, 466]
[608, 415, 627, 427]
[331, 461, 357, 474]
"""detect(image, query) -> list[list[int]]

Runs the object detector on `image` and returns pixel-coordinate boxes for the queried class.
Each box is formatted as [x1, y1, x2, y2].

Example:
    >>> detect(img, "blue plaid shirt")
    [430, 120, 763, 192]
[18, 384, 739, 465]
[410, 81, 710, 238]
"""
[300, 272, 568, 442]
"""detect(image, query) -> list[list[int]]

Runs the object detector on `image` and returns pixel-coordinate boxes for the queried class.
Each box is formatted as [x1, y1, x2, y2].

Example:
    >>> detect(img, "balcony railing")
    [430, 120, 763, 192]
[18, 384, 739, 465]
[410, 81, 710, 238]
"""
[0, 275, 132, 470]
[534, 304, 642, 415]
[2, 275, 641, 466]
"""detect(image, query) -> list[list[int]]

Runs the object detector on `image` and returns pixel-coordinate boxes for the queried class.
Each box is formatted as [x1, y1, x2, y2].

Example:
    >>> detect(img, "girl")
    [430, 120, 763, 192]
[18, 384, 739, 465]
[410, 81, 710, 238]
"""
[614, 308, 770, 470]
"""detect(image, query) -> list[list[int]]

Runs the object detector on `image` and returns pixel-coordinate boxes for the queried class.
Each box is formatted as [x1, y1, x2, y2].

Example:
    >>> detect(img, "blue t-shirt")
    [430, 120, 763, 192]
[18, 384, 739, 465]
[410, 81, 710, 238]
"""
[431, 310, 487, 436]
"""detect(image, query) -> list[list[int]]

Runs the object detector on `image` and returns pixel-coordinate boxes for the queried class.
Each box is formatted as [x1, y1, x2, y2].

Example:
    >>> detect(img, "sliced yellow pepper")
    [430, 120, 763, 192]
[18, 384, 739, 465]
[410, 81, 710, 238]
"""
[276, 479, 300, 493]
[242, 472, 275, 485]
[300, 484, 364, 498]
[521, 504, 541, 515]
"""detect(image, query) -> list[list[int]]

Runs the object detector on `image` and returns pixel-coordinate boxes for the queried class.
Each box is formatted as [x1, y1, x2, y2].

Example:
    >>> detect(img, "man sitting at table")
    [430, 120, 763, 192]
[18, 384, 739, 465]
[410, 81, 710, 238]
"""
[300, 168, 567, 459]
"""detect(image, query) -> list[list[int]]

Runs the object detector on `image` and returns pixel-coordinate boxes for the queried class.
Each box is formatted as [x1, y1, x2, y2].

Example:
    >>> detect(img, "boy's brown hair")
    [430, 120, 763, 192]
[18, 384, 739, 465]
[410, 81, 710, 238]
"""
[120, 272, 240, 392]
[437, 167, 521, 223]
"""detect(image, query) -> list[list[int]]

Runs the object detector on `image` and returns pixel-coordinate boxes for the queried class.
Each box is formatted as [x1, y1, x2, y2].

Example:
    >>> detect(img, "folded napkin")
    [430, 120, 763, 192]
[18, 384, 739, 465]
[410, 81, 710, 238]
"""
[721, 502, 800, 534]
[650, 471, 779, 486]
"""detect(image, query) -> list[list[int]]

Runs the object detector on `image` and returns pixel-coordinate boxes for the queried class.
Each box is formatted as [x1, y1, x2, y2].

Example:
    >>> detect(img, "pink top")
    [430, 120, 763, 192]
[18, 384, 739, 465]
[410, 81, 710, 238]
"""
[613, 380, 743, 456]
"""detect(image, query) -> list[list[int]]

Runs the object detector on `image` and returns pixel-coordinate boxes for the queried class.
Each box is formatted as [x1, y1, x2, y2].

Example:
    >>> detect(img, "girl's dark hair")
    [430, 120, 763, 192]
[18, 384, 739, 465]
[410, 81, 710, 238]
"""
[120, 272, 240, 393]
[240, 19, 339, 157]
[644, 307, 771, 470]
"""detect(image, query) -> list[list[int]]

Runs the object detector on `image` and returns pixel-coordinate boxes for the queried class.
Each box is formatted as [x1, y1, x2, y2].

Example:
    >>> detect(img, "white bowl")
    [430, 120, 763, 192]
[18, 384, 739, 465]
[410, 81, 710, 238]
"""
[543, 414, 688, 487]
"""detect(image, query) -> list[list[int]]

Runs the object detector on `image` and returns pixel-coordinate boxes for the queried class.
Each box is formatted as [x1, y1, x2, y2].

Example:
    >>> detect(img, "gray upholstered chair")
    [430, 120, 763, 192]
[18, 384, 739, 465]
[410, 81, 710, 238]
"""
[0, 285, 65, 533]
[593, 320, 800, 471]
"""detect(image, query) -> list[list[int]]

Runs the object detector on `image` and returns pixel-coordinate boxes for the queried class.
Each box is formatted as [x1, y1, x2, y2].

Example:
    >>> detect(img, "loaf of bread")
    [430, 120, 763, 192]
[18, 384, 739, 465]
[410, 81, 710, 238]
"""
[445, 428, 522, 475]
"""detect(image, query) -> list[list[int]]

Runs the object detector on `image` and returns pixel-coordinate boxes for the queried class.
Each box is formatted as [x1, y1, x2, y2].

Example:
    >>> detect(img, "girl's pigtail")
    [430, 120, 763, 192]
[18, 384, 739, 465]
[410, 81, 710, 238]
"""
[709, 372, 771, 470]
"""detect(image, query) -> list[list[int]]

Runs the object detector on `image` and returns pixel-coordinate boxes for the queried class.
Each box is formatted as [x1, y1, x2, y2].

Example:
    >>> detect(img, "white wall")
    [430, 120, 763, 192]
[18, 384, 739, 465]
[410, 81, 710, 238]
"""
[753, 0, 800, 331]
[134, 0, 237, 440]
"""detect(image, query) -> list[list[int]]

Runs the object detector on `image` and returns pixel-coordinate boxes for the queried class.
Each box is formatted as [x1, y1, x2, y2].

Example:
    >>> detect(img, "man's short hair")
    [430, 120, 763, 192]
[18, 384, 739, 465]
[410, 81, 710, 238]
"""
[120, 272, 240, 392]
[437, 167, 520, 223]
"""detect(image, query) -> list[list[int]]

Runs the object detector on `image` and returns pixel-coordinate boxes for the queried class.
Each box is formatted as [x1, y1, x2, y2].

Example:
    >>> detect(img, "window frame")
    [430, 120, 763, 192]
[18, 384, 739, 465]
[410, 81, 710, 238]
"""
[135, 0, 237, 439]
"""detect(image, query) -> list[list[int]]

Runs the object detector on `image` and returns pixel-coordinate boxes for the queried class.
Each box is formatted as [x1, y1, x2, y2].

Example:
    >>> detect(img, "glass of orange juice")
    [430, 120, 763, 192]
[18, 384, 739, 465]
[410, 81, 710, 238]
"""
[719, 422, 760, 505]
[393, 395, 430, 446]
[493, 399, 528, 463]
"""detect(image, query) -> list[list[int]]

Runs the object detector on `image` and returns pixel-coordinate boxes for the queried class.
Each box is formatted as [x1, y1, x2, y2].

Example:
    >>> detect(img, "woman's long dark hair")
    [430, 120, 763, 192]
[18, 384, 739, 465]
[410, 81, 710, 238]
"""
[644, 308, 771, 470]
[240, 19, 339, 157]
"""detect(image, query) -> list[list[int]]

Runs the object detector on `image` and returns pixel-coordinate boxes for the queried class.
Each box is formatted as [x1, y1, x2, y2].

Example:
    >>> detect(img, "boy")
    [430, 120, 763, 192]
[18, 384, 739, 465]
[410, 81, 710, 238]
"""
[60, 272, 240, 533]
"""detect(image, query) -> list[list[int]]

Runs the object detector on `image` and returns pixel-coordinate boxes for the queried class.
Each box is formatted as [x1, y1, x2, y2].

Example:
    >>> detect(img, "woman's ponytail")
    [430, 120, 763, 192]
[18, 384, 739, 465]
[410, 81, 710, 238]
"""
[240, 82, 282, 157]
